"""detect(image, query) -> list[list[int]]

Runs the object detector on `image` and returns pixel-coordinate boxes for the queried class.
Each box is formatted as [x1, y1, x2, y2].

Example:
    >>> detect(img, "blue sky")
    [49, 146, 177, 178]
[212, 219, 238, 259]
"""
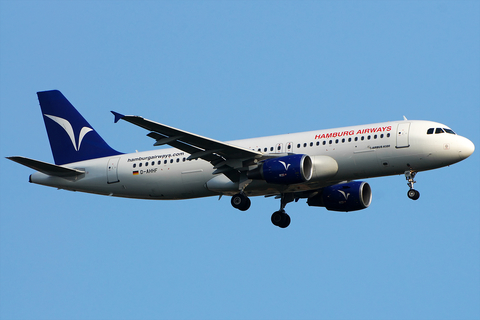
[1, 1, 479, 320]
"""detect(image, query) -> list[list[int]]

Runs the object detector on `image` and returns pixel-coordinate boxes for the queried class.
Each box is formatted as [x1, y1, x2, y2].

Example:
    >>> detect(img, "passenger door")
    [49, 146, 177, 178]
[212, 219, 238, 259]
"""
[107, 157, 120, 184]
[396, 123, 410, 148]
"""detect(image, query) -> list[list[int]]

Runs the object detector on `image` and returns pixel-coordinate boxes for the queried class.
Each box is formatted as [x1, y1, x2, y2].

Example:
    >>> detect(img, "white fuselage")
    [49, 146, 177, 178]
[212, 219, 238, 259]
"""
[29, 120, 474, 199]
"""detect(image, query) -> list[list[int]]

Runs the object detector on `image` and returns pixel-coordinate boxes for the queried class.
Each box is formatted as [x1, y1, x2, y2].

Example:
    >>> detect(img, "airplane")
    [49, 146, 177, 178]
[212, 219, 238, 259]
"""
[7, 90, 475, 228]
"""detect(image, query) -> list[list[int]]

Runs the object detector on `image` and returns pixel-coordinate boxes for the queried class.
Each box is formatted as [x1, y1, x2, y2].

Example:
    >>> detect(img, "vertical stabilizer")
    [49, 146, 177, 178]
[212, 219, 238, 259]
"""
[38, 90, 122, 165]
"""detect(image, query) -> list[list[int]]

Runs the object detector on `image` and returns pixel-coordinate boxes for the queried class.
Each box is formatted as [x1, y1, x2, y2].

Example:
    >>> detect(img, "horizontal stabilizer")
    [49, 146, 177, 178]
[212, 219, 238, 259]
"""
[7, 156, 85, 177]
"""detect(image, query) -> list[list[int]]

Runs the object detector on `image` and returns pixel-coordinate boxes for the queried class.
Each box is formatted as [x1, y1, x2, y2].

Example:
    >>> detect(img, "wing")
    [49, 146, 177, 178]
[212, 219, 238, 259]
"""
[112, 112, 264, 178]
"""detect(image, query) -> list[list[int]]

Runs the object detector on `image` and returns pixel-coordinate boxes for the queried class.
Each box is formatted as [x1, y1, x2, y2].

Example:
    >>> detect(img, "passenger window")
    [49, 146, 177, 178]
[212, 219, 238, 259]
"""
[323, 141, 326, 145]
[297, 144, 300, 148]
[374, 135, 377, 139]
[170, 159, 173, 163]
[145, 162, 148, 167]
[367, 135, 371, 140]
[310, 142, 313, 147]
[380, 134, 384, 138]
[270, 147, 274, 151]
[288, 144, 291, 150]
[427, 128, 434, 134]
[277, 145, 281, 151]
[303, 143, 307, 148]
[164, 160, 167, 164]
[329, 140, 333, 145]
[387, 133, 390, 138]
[361, 136, 365, 141]
[335, 139, 339, 144]
[264, 148, 267, 152]
[316, 141, 320, 146]
[342, 138, 345, 143]
[355, 137, 358, 142]
[348, 137, 352, 142]
[176, 158, 180, 163]
[133, 163, 136, 168]
[435, 128, 444, 134]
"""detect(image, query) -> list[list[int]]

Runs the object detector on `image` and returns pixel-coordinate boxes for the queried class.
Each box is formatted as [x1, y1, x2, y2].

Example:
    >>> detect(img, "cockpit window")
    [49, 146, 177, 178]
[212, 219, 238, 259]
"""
[428, 127, 456, 135]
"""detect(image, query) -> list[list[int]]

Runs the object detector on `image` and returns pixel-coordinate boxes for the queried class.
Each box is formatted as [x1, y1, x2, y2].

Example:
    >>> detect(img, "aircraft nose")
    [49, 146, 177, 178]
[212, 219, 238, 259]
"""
[458, 137, 475, 160]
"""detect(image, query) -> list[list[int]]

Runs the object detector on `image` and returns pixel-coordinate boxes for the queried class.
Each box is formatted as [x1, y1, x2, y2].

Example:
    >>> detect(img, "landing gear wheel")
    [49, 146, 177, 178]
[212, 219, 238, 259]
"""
[407, 189, 420, 200]
[241, 197, 251, 211]
[404, 170, 420, 201]
[271, 211, 283, 226]
[271, 210, 291, 228]
[280, 213, 291, 228]
[231, 193, 251, 211]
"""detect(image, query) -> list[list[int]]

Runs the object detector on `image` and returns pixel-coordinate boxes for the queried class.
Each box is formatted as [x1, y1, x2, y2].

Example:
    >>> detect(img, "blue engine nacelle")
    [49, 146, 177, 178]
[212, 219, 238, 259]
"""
[247, 154, 313, 184]
[307, 181, 372, 211]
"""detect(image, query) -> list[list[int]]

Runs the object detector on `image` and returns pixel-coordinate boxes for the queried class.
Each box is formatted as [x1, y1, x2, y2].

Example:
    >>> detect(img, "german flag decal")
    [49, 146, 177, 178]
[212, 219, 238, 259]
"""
[133, 171, 139, 175]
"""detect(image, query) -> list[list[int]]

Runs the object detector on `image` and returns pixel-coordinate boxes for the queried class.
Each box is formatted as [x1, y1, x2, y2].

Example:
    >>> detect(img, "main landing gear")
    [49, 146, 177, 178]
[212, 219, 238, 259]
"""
[271, 193, 294, 228]
[271, 210, 291, 228]
[231, 193, 251, 211]
[230, 192, 293, 228]
[405, 170, 420, 200]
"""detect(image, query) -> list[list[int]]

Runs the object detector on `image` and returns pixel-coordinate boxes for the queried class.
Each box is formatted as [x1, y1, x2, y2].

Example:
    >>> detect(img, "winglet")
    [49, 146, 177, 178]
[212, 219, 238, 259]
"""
[111, 111, 125, 123]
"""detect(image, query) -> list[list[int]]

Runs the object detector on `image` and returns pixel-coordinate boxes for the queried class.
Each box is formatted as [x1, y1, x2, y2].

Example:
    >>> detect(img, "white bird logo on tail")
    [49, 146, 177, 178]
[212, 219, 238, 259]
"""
[44, 114, 93, 151]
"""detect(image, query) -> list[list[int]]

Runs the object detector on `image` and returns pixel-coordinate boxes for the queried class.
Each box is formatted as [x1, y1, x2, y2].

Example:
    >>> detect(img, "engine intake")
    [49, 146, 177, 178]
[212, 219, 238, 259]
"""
[247, 154, 313, 184]
[307, 181, 372, 212]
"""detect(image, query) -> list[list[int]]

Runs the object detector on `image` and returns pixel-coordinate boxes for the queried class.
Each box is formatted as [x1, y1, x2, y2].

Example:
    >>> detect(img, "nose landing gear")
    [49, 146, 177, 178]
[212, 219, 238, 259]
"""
[405, 170, 420, 200]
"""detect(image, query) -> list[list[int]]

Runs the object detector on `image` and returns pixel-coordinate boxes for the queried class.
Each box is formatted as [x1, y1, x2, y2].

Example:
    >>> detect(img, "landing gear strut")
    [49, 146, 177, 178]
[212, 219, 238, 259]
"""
[230, 192, 294, 228]
[231, 193, 251, 211]
[271, 193, 294, 228]
[405, 170, 420, 200]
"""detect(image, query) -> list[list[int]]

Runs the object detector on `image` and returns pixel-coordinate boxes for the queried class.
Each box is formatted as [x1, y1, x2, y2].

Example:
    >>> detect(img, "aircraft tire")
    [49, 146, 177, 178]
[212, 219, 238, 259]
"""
[239, 197, 251, 211]
[407, 189, 420, 200]
[271, 210, 290, 228]
[279, 213, 291, 228]
[231, 193, 251, 211]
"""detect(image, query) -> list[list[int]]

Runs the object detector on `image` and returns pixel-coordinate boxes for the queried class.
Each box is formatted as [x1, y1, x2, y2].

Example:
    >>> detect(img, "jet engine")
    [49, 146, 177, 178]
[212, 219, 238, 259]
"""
[307, 181, 372, 212]
[247, 154, 313, 184]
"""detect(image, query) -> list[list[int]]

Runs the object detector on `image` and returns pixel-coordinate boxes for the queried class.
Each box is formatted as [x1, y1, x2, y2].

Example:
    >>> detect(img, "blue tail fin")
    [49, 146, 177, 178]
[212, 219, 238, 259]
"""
[38, 90, 122, 165]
